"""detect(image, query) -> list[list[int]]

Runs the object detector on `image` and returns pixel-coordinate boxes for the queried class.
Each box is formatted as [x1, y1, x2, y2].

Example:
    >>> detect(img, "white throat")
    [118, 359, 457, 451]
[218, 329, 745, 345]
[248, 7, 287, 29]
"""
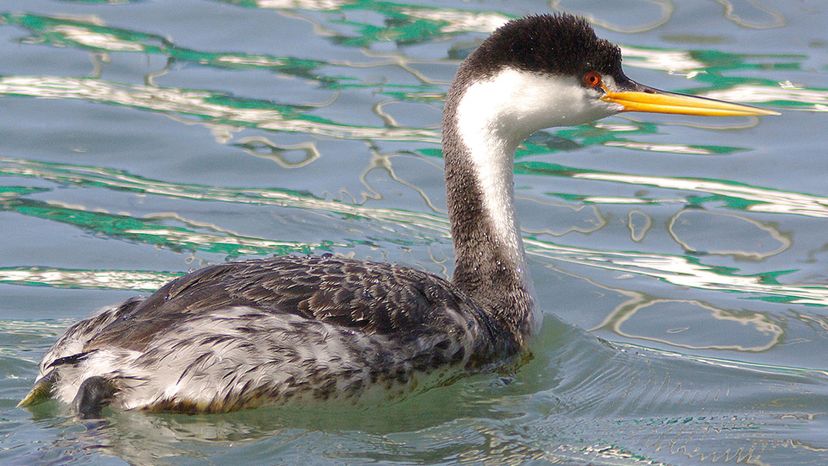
[453, 68, 618, 333]
[455, 67, 616, 256]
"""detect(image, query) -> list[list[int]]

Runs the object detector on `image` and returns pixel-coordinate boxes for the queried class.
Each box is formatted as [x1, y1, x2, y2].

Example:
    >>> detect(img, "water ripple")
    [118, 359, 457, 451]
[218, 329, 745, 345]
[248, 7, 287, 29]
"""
[0, 76, 440, 142]
[4, 156, 828, 307]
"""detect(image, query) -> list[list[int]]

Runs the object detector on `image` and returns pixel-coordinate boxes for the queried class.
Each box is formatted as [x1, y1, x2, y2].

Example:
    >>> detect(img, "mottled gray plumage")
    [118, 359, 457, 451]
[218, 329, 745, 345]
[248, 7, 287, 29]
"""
[26, 256, 520, 412]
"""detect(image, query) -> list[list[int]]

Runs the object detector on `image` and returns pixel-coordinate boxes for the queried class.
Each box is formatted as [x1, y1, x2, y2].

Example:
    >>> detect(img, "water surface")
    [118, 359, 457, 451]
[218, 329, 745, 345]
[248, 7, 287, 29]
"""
[2, 0, 828, 464]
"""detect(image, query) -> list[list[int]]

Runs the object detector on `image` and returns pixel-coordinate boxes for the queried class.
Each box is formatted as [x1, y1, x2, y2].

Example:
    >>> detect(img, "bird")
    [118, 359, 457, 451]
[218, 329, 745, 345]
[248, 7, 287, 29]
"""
[19, 13, 776, 418]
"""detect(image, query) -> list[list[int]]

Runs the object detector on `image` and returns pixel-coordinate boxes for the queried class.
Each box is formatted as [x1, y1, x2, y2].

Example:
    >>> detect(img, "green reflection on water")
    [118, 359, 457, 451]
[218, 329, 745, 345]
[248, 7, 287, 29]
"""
[9, 198, 327, 257]
[4, 7, 814, 113]
[514, 160, 828, 219]
[1, 12, 331, 83]
[0, 75, 440, 142]
[3, 7, 815, 153]
[0, 185, 48, 199]
[4, 155, 828, 307]
[218, 0, 512, 45]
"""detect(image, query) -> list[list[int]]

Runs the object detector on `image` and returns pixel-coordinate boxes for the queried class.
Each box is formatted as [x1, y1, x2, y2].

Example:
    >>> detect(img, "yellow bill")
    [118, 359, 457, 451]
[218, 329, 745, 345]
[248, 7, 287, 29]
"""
[602, 90, 779, 117]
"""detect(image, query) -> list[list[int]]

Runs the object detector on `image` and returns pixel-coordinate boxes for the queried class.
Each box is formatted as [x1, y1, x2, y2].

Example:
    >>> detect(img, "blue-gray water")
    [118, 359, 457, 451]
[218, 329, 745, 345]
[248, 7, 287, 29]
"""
[1, 1, 827, 464]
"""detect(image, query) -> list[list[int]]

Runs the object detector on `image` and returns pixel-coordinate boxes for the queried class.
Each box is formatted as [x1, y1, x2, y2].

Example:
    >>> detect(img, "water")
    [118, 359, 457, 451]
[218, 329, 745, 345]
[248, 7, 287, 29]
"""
[1, 0, 827, 464]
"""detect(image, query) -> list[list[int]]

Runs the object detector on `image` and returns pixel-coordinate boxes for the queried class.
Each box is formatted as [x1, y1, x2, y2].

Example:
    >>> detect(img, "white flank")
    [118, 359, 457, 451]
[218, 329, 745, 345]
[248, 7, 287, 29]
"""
[43, 306, 480, 410]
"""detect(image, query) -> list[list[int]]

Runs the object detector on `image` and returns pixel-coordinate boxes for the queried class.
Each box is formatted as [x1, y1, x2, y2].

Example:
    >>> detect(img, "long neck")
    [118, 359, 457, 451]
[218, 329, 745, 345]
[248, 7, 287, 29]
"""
[442, 71, 540, 346]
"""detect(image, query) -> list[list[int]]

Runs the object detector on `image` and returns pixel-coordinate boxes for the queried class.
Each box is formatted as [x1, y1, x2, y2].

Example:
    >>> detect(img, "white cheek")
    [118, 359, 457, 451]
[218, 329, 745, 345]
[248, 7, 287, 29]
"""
[535, 93, 614, 128]
[457, 68, 620, 143]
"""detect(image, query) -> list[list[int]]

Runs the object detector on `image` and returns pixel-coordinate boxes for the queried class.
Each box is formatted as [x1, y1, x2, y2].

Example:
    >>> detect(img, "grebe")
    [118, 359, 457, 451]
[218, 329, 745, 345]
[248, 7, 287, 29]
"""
[20, 14, 776, 417]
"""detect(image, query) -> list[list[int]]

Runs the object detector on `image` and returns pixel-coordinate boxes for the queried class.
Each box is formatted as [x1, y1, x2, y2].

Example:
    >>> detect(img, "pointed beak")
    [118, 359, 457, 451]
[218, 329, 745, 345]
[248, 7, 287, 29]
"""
[601, 80, 779, 117]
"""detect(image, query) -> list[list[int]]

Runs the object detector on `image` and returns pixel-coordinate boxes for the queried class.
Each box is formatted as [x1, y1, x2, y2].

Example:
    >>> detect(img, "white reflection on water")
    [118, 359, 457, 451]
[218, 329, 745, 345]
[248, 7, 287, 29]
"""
[627, 209, 653, 242]
[34, 197, 332, 255]
[0, 156, 452, 236]
[5, 155, 828, 304]
[620, 45, 704, 73]
[235, 136, 320, 168]
[578, 171, 828, 217]
[702, 84, 828, 112]
[0, 267, 177, 291]
[254, 0, 348, 10]
[715, 0, 786, 29]
[399, 9, 510, 33]
[583, 196, 668, 204]
[0, 76, 441, 143]
[119, 228, 319, 254]
[604, 140, 714, 155]
[668, 209, 791, 260]
[49, 25, 144, 52]
[596, 294, 783, 352]
[358, 144, 443, 211]
[553, 0, 674, 34]
[214, 55, 292, 67]
[528, 239, 828, 306]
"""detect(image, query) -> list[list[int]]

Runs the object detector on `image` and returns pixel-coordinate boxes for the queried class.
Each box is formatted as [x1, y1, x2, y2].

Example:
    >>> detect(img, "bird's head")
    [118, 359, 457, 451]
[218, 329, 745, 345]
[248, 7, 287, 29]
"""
[449, 14, 777, 143]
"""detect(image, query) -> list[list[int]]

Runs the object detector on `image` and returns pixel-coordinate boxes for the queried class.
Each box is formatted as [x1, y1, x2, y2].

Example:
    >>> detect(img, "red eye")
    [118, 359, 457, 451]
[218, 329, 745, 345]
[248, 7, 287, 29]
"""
[583, 71, 602, 88]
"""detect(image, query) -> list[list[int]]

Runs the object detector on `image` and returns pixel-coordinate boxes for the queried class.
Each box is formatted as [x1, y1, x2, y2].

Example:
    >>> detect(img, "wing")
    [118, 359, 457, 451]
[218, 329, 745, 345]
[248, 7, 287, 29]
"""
[85, 255, 495, 352]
